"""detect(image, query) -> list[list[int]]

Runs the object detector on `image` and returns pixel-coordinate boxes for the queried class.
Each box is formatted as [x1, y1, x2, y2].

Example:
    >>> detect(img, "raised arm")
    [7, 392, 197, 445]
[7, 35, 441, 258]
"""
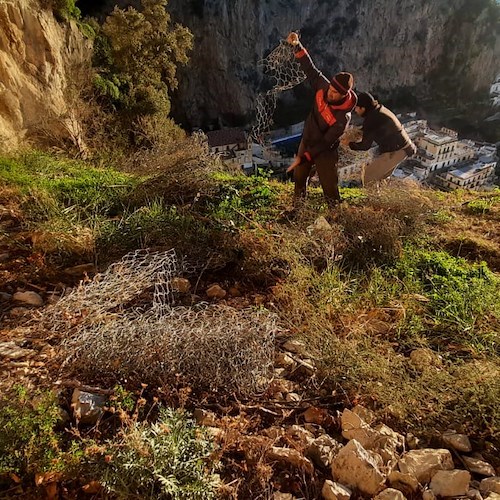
[286, 32, 329, 90]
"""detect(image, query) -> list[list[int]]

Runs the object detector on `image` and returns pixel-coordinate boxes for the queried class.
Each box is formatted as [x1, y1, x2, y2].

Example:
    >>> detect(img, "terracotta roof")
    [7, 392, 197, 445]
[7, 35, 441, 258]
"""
[206, 128, 247, 147]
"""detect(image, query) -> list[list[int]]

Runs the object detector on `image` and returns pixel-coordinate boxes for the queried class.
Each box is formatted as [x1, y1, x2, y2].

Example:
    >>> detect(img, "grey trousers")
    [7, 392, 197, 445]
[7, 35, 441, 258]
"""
[362, 148, 408, 186]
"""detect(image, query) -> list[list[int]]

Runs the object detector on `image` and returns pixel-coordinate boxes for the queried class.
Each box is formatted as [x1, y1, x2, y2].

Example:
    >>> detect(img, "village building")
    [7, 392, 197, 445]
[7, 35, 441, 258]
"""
[206, 117, 497, 191]
[437, 159, 496, 190]
[412, 128, 476, 179]
[206, 128, 251, 170]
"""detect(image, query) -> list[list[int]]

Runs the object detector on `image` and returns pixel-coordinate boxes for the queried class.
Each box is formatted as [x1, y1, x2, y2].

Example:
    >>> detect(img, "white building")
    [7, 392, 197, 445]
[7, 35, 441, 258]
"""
[412, 127, 476, 179]
[206, 128, 251, 169]
[439, 159, 496, 190]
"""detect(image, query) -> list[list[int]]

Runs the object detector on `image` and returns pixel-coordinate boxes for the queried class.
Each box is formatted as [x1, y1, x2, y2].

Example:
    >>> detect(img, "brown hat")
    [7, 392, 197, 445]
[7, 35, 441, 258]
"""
[330, 72, 354, 95]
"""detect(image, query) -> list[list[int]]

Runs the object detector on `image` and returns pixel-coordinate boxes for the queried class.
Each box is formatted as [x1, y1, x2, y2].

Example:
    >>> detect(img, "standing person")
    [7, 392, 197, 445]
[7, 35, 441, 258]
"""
[286, 32, 357, 207]
[348, 92, 416, 187]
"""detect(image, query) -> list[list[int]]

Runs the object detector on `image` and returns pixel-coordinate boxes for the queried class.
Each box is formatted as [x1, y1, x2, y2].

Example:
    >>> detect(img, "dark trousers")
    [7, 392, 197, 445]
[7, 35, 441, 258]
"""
[294, 142, 340, 205]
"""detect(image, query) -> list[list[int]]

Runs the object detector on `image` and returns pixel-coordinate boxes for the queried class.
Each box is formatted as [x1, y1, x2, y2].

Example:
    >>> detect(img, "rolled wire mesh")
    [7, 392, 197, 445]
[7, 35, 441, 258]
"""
[249, 40, 306, 145]
[61, 306, 277, 396]
[52, 250, 278, 396]
[46, 249, 178, 331]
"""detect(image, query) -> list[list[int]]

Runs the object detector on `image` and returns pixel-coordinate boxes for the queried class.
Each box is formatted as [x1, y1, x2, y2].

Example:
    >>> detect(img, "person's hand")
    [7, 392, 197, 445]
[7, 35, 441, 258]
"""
[287, 155, 302, 173]
[287, 32, 299, 46]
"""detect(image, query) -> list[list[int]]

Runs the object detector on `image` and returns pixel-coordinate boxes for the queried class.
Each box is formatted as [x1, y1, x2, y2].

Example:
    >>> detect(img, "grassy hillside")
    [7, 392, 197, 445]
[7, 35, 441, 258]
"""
[1, 148, 499, 497]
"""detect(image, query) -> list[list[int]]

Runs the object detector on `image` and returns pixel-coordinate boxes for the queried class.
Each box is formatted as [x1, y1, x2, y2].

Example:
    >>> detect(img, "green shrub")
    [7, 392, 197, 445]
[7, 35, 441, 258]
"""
[45, 0, 81, 21]
[466, 199, 492, 215]
[100, 408, 219, 499]
[97, 200, 239, 268]
[0, 386, 63, 476]
[209, 173, 280, 225]
[395, 249, 500, 354]
[96, 0, 193, 123]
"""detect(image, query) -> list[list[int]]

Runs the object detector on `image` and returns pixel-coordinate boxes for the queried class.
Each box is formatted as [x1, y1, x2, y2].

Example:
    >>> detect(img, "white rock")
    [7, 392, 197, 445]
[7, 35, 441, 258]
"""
[13, 290, 43, 306]
[480, 477, 500, 495]
[486, 493, 500, 500]
[422, 490, 436, 500]
[430, 470, 471, 497]
[463, 456, 496, 477]
[442, 430, 472, 452]
[374, 423, 404, 450]
[388, 470, 419, 493]
[71, 389, 106, 425]
[267, 447, 314, 475]
[306, 434, 343, 469]
[331, 439, 386, 496]
[374, 488, 407, 500]
[285, 425, 315, 447]
[341, 410, 402, 463]
[341, 408, 378, 447]
[352, 405, 375, 425]
[322, 480, 351, 500]
[398, 448, 454, 483]
[341, 408, 366, 431]
[307, 216, 332, 235]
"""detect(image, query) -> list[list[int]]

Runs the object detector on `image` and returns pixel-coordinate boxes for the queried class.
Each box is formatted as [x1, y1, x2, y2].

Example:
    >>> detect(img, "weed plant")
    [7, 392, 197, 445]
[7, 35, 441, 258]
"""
[0, 386, 70, 477]
[394, 248, 500, 354]
[98, 408, 220, 500]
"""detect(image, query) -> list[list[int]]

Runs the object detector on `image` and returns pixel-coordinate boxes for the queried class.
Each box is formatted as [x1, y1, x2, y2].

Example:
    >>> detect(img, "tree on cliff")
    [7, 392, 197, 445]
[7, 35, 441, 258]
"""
[93, 0, 193, 120]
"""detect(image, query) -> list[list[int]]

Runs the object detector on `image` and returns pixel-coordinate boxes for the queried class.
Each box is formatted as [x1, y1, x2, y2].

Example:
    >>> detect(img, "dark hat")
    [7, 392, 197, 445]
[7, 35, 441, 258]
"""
[330, 72, 354, 95]
[356, 92, 377, 110]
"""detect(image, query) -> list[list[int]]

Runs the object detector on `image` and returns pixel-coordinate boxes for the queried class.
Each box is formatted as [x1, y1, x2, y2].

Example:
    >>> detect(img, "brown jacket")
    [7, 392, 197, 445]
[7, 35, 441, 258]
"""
[349, 104, 415, 154]
[295, 44, 357, 162]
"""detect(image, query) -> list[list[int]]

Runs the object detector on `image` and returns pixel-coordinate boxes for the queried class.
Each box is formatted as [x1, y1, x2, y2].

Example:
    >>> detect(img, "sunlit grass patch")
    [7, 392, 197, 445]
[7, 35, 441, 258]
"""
[0, 152, 138, 218]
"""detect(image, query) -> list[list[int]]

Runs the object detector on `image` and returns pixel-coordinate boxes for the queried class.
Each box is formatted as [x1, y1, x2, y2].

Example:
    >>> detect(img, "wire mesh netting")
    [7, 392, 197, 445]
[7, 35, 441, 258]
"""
[249, 40, 306, 145]
[49, 250, 278, 396]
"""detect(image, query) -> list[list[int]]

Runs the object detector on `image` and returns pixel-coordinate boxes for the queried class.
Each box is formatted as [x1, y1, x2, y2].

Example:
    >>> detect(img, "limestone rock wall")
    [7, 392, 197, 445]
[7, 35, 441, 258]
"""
[0, 0, 90, 151]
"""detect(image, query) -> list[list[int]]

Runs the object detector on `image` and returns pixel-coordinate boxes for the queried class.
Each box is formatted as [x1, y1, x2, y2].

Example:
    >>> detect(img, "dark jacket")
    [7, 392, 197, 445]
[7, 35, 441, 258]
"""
[349, 104, 415, 154]
[295, 44, 357, 162]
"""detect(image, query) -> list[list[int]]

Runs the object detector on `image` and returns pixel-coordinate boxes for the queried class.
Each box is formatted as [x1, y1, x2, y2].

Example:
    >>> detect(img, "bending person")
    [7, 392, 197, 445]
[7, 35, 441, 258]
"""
[286, 32, 357, 207]
[349, 92, 416, 187]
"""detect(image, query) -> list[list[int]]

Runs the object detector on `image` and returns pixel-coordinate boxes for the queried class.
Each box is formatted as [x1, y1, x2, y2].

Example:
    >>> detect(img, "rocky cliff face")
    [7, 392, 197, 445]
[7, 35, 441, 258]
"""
[0, 0, 90, 151]
[164, 0, 500, 128]
[1, 0, 498, 149]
